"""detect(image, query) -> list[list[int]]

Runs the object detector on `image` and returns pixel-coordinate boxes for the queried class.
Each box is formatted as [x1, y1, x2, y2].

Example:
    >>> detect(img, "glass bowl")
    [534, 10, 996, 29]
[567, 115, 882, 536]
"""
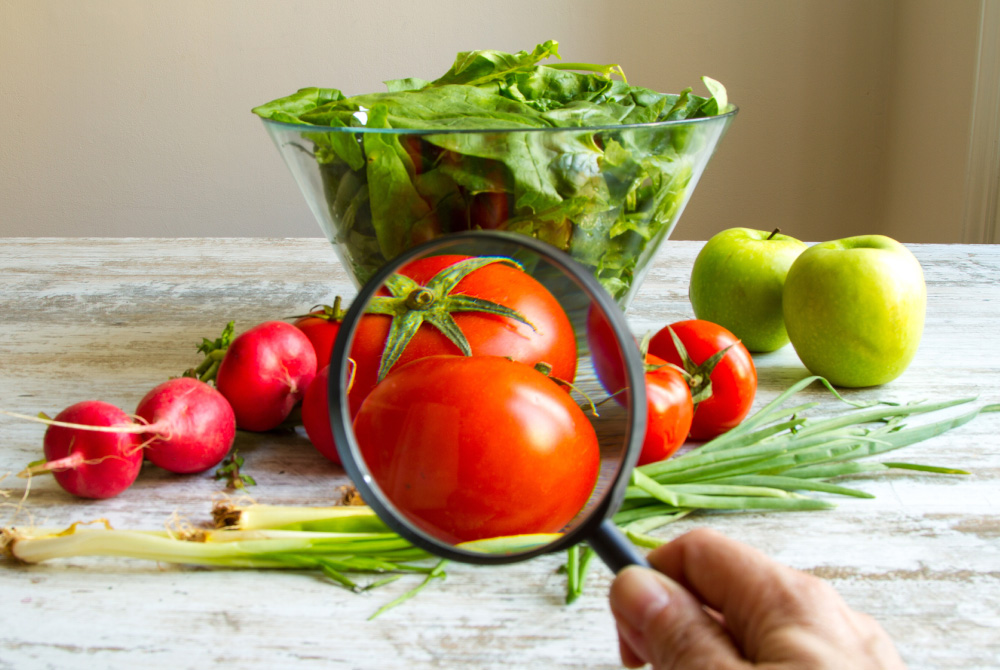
[261, 109, 736, 309]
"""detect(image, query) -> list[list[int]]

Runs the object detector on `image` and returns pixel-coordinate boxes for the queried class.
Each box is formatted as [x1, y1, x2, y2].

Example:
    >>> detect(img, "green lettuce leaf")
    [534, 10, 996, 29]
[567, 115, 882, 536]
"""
[252, 40, 731, 299]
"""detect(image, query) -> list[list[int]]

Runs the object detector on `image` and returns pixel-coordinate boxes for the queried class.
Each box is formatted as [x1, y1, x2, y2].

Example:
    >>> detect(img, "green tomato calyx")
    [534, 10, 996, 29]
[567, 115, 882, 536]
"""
[365, 256, 536, 382]
[662, 325, 739, 407]
[639, 331, 697, 384]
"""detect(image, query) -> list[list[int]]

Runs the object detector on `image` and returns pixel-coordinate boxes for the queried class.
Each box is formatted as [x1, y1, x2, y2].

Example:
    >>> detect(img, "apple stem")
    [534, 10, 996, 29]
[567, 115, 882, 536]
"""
[767, 228, 781, 240]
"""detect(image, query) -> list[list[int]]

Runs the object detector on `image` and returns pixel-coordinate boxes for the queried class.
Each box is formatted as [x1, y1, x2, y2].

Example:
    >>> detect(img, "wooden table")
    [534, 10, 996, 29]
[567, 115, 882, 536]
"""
[0, 239, 997, 670]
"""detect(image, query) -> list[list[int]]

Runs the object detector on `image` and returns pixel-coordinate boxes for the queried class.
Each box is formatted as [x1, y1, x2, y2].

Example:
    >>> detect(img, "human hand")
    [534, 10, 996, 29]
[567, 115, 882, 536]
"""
[608, 528, 905, 669]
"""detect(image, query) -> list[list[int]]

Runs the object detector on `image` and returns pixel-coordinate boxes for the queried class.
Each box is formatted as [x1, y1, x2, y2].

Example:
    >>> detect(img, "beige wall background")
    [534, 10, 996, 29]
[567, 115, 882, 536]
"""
[0, 0, 995, 243]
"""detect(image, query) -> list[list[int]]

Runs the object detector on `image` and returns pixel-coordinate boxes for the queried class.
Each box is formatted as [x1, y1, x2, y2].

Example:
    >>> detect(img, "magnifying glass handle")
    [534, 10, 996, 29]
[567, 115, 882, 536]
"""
[588, 518, 652, 573]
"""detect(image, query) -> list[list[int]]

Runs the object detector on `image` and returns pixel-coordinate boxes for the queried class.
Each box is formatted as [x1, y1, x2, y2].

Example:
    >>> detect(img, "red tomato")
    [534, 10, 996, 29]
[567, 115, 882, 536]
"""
[648, 319, 757, 440]
[453, 161, 512, 232]
[468, 192, 511, 230]
[586, 306, 695, 463]
[353, 355, 599, 543]
[586, 302, 632, 400]
[347, 255, 577, 416]
[301, 365, 339, 465]
[399, 136, 448, 245]
[640, 353, 694, 465]
[400, 135, 443, 176]
[294, 299, 345, 369]
[409, 215, 442, 246]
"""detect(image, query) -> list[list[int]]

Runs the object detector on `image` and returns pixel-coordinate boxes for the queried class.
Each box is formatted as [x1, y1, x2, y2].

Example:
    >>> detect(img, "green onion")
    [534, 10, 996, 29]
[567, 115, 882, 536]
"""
[367, 559, 449, 621]
[616, 381, 991, 535]
[563, 378, 997, 603]
[213, 500, 390, 533]
[562, 544, 597, 605]
[2, 525, 423, 567]
[1, 505, 439, 618]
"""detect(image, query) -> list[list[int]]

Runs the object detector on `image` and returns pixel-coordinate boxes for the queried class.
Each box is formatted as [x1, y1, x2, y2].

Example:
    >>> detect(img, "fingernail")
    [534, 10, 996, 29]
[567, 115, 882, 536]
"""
[612, 566, 673, 633]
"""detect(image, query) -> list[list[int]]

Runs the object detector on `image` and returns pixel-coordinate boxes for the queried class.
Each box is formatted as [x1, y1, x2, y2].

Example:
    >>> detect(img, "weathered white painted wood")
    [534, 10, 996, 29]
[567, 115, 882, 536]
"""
[0, 239, 998, 670]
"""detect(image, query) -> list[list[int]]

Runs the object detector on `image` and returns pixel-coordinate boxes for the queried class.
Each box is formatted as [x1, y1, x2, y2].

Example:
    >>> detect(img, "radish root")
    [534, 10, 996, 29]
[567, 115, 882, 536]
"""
[18, 449, 141, 478]
[0, 409, 165, 436]
[0, 470, 36, 530]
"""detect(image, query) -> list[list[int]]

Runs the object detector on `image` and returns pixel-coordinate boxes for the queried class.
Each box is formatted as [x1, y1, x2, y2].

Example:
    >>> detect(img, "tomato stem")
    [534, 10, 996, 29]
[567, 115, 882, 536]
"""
[534, 362, 600, 417]
[288, 296, 348, 321]
[405, 288, 435, 310]
[534, 361, 554, 376]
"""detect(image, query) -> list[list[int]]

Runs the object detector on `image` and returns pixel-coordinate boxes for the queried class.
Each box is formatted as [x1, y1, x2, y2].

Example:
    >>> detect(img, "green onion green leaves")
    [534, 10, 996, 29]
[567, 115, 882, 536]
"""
[564, 379, 995, 602]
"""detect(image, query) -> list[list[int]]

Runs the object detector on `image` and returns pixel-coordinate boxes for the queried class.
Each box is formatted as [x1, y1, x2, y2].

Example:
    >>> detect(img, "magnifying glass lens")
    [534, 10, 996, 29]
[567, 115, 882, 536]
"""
[331, 233, 646, 566]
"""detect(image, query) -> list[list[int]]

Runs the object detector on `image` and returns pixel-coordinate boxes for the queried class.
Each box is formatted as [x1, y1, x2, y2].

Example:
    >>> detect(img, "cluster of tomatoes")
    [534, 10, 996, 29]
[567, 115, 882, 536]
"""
[293, 255, 604, 542]
[636, 320, 757, 465]
[292, 254, 580, 464]
[293, 255, 759, 475]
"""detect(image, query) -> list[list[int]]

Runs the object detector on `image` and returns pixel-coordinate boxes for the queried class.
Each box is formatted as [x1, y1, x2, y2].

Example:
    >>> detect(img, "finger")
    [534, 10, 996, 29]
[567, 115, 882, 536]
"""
[647, 528, 842, 656]
[617, 625, 647, 669]
[609, 565, 747, 670]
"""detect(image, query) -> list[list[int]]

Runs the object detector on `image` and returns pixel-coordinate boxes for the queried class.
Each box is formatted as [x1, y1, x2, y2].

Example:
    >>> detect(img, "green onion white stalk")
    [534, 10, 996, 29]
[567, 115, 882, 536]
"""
[213, 500, 390, 533]
[3, 525, 423, 568]
[1, 505, 442, 618]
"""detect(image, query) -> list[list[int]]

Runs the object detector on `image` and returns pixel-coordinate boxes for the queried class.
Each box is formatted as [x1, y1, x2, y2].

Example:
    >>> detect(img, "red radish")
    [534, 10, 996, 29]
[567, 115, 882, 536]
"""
[135, 377, 236, 474]
[14, 377, 237, 496]
[301, 366, 339, 464]
[215, 321, 317, 432]
[36, 401, 143, 499]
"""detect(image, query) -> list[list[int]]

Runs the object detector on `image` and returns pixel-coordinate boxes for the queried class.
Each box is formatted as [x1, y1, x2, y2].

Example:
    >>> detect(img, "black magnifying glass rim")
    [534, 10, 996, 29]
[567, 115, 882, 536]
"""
[328, 230, 647, 566]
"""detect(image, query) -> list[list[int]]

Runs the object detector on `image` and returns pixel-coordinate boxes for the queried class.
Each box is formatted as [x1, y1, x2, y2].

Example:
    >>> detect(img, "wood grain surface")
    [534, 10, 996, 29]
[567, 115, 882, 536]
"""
[0, 239, 997, 670]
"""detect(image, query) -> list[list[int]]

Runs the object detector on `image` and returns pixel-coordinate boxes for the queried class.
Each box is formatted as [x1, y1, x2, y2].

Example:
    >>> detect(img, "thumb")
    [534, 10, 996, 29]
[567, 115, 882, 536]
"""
[609, 565, 746, 670]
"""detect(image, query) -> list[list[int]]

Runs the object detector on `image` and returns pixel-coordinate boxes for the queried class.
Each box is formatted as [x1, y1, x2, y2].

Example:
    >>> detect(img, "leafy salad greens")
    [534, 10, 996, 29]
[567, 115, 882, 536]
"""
[253, 40, 734, 302]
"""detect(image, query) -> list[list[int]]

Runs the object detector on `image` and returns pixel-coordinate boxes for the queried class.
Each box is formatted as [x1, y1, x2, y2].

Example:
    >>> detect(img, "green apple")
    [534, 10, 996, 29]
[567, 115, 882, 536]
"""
[689, 227, 808, 352]
[782, 235, 925, 387]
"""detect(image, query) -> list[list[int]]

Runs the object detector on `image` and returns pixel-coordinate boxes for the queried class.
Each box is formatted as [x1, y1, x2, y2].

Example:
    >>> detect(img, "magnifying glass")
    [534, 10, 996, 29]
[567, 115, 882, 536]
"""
[329, 231, 649, 572]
